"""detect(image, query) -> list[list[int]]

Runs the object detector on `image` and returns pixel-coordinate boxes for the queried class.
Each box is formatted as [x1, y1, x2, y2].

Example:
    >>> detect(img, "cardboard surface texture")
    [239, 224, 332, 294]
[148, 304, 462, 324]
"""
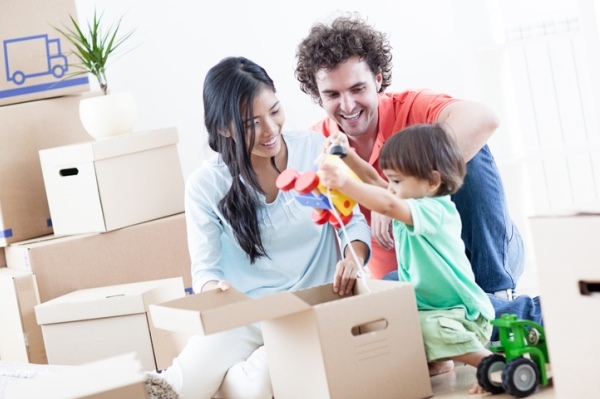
[5, 213, 192, 303]
[35, 277, 186, 371]
[4, 352, 148, 399]
[530, 210, 600, 399]
[0, 0, 89, 106]
[0, 92, 100, 246]
[151, 279, 432, 399]
[39, 127, 185, 235]
[0, 268, 46, 364]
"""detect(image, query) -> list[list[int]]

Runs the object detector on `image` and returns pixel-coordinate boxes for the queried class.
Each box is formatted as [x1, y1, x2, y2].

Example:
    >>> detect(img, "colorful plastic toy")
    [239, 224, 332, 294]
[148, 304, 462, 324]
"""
[276, 154, 359, 229]
[477, 314, 551, 398]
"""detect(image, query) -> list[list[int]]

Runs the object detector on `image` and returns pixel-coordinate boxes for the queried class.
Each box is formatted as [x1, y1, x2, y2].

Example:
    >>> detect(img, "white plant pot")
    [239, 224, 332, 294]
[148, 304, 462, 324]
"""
[79, 91, 138, 140]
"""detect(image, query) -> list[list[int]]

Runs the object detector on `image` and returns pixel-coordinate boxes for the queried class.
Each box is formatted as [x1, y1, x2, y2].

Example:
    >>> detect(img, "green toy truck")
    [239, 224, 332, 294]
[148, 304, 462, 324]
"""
[477, 314, 550, 398]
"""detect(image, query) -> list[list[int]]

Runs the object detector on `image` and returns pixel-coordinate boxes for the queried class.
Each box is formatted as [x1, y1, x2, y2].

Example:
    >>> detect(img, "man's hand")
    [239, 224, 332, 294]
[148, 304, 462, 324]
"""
[371, 212, 394, 250]
[322, 132, 351, 156]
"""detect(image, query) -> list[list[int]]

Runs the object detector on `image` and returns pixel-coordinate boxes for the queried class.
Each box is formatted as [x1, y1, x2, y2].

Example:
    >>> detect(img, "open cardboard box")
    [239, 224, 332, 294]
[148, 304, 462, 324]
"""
[150, 279, 432, 399]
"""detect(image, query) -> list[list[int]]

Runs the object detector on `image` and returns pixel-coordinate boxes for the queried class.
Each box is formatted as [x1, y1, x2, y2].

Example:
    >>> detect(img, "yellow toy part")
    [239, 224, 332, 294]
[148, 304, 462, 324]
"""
[316, 154, 360, 217]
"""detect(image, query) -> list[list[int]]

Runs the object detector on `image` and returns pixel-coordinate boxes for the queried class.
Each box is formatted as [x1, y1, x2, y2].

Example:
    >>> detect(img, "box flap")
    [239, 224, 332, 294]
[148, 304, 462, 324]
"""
[39, 127, 179, 165]
[3, 352, 147, 399]
[35, 278, 183, 325]
[150, 288, 312, 335]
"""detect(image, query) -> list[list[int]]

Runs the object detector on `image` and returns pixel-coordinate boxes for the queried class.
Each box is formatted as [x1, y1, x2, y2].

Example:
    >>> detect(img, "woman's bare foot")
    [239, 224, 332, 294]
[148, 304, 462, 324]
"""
[428, 360, 454, 376]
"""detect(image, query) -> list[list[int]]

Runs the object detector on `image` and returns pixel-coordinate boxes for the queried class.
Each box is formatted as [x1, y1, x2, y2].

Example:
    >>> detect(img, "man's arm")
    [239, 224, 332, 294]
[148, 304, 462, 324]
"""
[437, 100, 499, 161]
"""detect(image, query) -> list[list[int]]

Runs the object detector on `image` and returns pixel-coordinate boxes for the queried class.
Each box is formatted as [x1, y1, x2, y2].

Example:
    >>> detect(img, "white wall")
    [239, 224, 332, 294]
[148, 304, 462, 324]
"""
[75, 0, 599, 291]
[74, 0, 473, 179]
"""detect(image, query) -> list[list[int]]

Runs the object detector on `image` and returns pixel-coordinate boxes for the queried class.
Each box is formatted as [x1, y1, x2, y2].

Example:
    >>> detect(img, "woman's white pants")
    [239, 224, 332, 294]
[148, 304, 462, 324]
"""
[159, 324, 273, 399]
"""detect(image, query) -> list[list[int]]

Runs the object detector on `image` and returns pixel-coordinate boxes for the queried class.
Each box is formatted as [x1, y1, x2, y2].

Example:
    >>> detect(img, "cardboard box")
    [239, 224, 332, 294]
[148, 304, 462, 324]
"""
[0, 268, 46, 363]
[0, 0, 89, 106]
[39, 127, 184, 235]
[4, 352, 148, 399]
[0, 92, 100, 247]
[35, 278, 186, 371]
[5, 213, 192, 302]
[150, 279, 432, 399]
[530, 210, 600, 399]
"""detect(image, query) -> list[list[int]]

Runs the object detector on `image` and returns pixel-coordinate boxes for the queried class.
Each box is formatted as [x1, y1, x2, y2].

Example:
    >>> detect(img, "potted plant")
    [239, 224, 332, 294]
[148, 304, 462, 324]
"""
[55, 10, 137, 140]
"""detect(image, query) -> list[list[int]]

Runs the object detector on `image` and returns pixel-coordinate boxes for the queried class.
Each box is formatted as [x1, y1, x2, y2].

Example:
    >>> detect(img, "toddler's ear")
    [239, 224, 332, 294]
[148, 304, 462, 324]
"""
[428, 171, 442, 192]
[218, 130, 231, 138]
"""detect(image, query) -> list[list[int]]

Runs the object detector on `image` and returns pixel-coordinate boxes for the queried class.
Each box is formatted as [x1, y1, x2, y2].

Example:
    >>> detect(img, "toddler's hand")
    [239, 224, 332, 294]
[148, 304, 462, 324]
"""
[318, 162, 347, 190]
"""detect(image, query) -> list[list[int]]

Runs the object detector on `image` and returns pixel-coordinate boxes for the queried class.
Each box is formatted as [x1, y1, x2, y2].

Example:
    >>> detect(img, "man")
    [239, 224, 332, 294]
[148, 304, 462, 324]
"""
[295, 13, 541, 341]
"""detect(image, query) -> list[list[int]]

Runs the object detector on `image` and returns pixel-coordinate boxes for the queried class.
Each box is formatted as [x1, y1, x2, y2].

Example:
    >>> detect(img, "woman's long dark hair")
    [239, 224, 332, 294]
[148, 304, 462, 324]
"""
[203, 56, 277, 263]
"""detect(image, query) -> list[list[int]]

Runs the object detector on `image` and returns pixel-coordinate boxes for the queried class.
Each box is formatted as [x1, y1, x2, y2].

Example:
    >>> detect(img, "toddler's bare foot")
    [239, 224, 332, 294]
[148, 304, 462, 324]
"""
[468, 381, 486, 395]
[428, 360, 454, 376]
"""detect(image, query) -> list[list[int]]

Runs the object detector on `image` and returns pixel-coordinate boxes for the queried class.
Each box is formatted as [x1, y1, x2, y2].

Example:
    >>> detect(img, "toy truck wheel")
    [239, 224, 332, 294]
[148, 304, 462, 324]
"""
[476, 354, 506, 394]
[502, 357, 540, 398]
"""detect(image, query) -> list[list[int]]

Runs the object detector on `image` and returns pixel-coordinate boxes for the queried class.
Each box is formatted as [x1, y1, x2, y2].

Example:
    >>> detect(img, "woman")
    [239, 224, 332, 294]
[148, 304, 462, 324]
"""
[157, 56, 371, 399]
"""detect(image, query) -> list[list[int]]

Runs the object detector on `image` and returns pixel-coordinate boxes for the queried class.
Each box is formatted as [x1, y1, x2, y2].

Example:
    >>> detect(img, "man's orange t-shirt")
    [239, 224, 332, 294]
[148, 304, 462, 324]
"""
[311, 90, 458, 279]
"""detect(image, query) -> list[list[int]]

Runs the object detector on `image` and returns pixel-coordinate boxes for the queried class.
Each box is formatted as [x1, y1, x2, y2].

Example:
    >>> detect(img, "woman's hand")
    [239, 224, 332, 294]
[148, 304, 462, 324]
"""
[371, 212, 394, 250]
[333, 257, 362, 296]
[201, 279, 233, 292]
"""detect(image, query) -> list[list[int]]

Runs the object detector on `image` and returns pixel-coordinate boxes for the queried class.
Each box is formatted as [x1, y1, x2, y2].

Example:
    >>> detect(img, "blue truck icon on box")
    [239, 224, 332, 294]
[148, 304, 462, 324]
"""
[3, 34, 68, 85]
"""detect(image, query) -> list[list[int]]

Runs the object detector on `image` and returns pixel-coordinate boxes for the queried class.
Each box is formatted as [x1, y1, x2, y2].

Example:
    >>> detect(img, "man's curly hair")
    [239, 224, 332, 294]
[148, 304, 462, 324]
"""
[295, 12, 393, 106]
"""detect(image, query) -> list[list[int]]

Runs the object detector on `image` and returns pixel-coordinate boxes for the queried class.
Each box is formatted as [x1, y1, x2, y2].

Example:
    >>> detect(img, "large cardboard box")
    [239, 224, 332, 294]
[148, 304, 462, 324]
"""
[150, 279, 432, 399]
[5, 213, 192, 302]
[35, 278, 186, 371]
[39, 127, 184, 235]
[4, 352, 148, 399]
[0, 0, 89, 106]
[530, 210, 600, 399]
[0, 92, 100, 246]
[0, 268, 46, 363]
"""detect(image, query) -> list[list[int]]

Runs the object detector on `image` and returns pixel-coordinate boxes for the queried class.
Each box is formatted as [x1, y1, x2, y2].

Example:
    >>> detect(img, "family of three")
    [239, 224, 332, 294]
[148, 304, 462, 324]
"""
[155, 13, 543, 398]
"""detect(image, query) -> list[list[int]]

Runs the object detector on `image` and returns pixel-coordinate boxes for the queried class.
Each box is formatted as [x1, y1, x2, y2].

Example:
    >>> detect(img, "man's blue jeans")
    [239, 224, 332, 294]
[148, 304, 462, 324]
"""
[451, 144, 524, 293]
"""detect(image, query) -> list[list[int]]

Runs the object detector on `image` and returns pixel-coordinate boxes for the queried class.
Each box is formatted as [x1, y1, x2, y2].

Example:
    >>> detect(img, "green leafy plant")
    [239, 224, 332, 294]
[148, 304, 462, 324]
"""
[54, 10, 135, 95]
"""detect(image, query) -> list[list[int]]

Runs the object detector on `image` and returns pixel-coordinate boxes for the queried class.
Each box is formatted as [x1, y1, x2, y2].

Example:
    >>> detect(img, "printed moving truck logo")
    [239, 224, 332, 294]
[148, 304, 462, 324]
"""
[1, 34, 88, 99]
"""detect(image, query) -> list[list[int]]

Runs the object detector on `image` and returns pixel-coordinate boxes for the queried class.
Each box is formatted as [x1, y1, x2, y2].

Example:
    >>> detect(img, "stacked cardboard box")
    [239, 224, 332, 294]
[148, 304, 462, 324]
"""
[35, 278, 189, 371]
[0, 268, 45, 363]
[0, 0, 191, 370]
[530, 210, 600, 399]
[0, 0, 89, 106]
[4, 352, 149, 399]
[0, 0, 90, 364]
